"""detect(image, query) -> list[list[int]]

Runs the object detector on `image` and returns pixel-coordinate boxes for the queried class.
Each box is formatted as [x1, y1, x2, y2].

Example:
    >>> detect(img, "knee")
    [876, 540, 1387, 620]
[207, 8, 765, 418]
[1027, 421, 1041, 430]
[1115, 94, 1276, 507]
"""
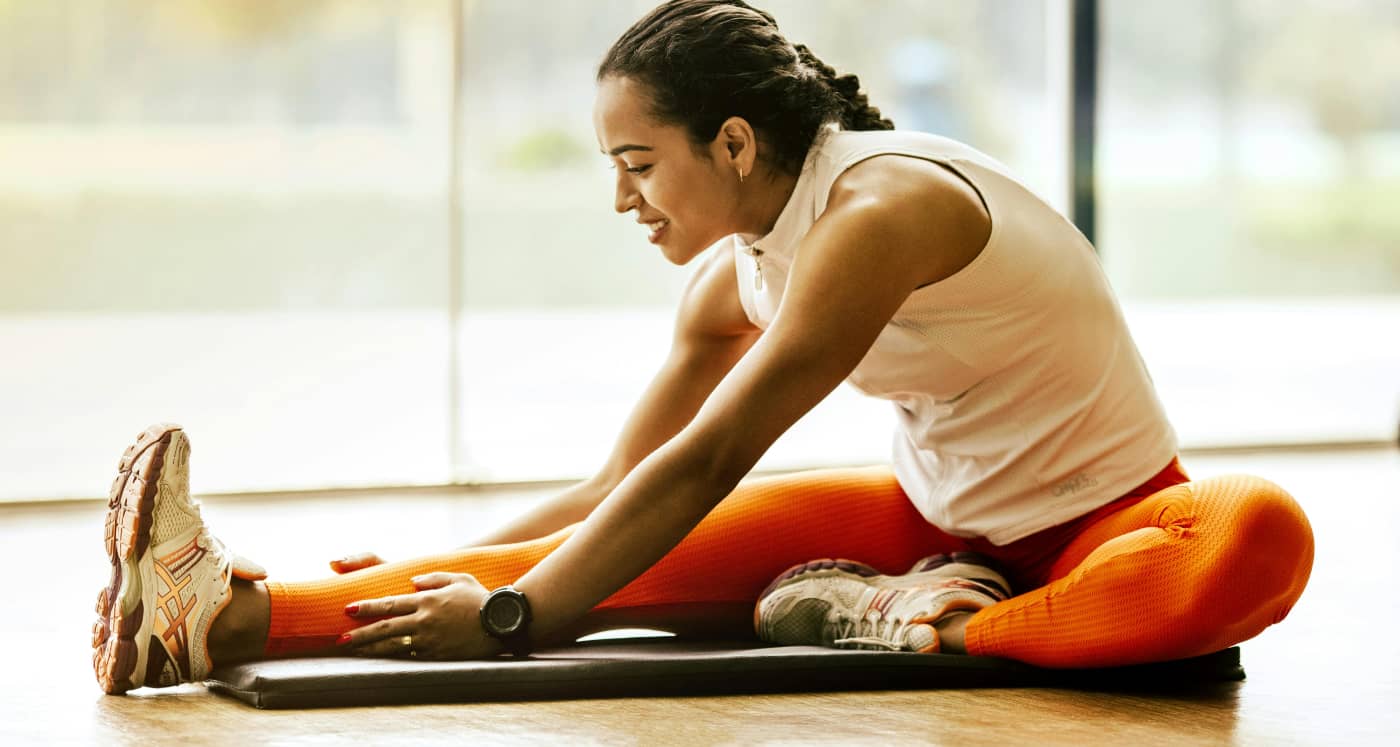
[1195, 475, 1315, 622]
[1220, 476, 1313, 563]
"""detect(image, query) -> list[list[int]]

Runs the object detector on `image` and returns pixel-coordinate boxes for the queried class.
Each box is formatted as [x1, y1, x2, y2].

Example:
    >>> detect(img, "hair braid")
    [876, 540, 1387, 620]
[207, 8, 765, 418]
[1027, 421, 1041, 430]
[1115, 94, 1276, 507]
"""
[793, 44, 894, 132]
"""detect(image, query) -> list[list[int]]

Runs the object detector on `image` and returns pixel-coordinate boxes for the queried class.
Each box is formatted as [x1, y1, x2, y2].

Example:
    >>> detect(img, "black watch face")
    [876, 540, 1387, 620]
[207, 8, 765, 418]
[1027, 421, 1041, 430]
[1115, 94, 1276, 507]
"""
[485, 595, 526, 635]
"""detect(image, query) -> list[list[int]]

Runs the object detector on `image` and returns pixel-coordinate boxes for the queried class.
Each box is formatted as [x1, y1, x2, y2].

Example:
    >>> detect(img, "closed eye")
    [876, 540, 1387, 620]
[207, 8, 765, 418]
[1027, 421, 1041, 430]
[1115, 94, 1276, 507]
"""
[605, 163, 652, 175]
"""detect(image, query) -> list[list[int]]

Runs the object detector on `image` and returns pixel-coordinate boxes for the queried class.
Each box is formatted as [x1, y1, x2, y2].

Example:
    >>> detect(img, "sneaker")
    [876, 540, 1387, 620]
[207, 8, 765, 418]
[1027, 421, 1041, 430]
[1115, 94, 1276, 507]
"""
[91, 424, 265, 694]
[754, 551, 1014, 653]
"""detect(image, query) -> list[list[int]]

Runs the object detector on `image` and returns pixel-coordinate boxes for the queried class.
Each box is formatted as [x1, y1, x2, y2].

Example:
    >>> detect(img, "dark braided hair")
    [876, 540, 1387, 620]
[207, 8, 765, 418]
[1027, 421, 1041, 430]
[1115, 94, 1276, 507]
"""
[598, 0, 894, 176]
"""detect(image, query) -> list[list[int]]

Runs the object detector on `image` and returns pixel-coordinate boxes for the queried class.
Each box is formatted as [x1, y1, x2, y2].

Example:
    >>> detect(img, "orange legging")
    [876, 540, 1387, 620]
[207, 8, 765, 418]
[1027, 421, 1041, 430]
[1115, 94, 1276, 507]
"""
[264, 458, 1314, 668]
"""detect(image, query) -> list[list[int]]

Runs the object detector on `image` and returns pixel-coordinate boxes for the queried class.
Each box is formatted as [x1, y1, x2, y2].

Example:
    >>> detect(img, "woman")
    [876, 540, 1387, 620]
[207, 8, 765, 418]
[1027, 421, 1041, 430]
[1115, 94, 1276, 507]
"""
[92, 0, 1314, 694]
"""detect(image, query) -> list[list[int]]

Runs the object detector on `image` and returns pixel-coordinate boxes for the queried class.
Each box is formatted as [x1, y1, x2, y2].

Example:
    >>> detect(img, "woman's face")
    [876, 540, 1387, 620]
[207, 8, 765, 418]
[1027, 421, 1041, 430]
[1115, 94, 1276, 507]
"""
[593, 75, 738, 265]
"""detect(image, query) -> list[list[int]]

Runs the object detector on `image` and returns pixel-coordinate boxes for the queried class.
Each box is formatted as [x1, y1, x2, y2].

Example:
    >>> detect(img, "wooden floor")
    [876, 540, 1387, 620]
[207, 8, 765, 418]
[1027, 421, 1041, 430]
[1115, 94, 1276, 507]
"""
[1, 447, 1396, 745]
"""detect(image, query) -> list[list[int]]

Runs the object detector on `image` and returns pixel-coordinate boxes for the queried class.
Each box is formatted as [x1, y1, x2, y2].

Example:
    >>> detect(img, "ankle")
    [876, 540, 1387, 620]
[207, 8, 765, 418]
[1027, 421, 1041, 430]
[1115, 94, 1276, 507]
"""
[209, 579, 271, 665]
[933, 611, 973, 655]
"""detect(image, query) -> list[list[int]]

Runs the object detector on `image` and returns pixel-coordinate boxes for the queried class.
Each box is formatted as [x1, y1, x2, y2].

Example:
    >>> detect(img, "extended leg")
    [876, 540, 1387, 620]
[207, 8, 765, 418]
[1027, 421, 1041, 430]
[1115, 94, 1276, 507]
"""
[249, 466, 971, 658]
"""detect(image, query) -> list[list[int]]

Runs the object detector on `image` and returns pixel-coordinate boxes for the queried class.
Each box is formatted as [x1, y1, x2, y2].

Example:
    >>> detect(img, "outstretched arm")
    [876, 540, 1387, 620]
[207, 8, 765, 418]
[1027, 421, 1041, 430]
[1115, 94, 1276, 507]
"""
[468, 247, 760, 547]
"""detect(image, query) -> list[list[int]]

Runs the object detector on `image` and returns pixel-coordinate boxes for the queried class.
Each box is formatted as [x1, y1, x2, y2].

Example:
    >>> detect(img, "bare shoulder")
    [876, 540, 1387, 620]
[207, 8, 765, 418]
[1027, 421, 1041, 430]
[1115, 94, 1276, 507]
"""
[825, 154, 992, 288]
[675, 241, 758, 340]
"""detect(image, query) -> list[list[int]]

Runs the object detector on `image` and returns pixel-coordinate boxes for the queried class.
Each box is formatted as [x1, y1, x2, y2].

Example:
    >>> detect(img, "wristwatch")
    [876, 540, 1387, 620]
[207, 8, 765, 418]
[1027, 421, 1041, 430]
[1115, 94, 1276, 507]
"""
[479, 585, 533, 657]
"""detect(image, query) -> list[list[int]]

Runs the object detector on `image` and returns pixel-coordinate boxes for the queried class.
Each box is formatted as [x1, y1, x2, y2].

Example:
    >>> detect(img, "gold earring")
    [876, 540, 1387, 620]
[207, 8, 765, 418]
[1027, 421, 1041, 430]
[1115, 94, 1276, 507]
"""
[738, 168, 746, 184]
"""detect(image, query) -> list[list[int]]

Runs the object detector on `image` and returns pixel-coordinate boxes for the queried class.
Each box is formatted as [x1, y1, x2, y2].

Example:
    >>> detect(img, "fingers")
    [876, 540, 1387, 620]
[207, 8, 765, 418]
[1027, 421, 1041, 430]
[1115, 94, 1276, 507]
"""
[339, 579, 494, 660]
[344, 592, 420, 620]
[338, 617, 415, 655]
[411, 571, 477, 591]
[330, 552, 385, 574]
[346, 631, 419, 658]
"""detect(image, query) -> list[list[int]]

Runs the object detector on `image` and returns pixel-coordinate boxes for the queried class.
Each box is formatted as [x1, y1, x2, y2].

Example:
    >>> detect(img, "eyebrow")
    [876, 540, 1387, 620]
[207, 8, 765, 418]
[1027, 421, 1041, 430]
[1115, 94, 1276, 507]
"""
[604, 144, 654, 156]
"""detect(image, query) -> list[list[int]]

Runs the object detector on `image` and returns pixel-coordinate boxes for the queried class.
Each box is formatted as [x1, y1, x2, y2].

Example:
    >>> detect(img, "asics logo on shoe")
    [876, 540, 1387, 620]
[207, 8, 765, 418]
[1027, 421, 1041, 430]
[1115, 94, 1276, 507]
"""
[153, 536, 207, 680]
[869, 589, 899, 616]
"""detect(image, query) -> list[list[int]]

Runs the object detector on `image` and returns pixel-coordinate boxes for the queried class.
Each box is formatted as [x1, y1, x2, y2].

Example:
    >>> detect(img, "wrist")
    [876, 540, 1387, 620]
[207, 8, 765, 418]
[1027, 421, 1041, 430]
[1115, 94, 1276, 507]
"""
[478, 585, 533, 657]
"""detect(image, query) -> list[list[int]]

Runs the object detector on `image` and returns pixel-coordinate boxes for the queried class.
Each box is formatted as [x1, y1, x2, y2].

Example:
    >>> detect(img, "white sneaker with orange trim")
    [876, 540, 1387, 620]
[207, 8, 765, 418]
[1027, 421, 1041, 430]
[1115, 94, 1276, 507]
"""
[754, 552, 1014, 653]
[92, 424, 265, 694]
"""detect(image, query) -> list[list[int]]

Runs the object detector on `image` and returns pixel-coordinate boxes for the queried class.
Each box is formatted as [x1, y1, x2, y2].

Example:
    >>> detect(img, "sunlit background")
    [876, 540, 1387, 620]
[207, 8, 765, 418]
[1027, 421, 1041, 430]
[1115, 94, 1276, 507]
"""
[2, 0, 1397, 501]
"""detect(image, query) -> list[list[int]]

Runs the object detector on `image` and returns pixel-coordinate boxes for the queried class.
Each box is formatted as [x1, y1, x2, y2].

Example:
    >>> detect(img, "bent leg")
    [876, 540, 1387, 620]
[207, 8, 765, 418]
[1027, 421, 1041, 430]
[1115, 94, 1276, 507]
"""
[963, 475, 1315, 668]
[262, 466, 969, 656]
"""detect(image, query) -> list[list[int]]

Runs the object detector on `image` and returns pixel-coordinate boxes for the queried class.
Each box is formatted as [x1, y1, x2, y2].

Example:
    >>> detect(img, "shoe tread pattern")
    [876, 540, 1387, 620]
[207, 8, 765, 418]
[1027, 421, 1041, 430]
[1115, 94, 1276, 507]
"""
[93, 424, 182, 695]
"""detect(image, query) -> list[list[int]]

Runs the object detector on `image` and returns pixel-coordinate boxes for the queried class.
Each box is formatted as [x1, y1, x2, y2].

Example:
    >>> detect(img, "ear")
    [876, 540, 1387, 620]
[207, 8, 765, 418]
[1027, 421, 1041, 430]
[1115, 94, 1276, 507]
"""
[713, 116, 758, 177]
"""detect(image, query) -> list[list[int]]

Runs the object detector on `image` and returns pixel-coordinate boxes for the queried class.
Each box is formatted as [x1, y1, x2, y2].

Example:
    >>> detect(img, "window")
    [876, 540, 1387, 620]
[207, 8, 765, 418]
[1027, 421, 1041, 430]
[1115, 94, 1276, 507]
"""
[2, 1, 1095, 498]
[1100, 0, 1400, 446]
[0, 1, 455, 498]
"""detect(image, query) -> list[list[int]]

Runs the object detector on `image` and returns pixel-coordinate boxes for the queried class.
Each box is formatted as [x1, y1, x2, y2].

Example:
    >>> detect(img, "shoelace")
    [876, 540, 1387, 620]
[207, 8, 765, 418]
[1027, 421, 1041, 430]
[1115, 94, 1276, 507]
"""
[190, 496, 265, 580]
[829, 610, 919, 651]
[191, 497, 234, 573]
[195, 525, 230, 567]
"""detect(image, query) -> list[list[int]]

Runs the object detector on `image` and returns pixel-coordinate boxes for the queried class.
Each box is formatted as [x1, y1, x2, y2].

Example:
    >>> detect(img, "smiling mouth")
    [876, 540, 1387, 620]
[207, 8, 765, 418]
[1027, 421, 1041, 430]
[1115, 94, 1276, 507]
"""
[644, 219, 669, 242]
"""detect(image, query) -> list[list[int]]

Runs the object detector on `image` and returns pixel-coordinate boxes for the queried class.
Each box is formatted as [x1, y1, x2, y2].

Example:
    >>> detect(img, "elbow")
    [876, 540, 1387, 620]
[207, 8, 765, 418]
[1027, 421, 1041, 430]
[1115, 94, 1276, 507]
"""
[588, 464, 626, 499]
[666, 430, 755, 500]
[706, 449, 753, 494]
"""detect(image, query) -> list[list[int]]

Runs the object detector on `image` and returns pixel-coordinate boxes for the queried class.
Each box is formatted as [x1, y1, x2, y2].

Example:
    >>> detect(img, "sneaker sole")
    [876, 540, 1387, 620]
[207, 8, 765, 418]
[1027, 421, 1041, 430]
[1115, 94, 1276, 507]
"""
[92, 423, 181, 695]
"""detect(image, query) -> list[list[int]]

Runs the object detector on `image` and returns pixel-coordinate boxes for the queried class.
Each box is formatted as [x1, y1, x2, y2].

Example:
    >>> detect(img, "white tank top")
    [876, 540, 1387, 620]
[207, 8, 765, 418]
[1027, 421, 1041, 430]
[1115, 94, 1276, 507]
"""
[728, 128, 1178, 545]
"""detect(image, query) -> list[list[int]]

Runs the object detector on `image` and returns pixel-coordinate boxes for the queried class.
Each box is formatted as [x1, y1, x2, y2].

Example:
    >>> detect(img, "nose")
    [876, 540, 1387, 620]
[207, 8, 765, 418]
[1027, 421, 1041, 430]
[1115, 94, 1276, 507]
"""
[613, 171, 639, 214]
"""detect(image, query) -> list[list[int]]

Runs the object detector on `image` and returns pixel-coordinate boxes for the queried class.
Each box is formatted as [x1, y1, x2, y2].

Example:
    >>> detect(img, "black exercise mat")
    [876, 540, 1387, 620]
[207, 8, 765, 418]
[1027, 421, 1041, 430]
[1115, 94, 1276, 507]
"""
[206, 639, 1244, 709]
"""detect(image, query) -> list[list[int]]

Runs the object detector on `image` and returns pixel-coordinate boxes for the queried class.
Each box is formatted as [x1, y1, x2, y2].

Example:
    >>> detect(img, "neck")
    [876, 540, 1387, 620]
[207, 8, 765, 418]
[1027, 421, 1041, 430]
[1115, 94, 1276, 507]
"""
[735, 167, 799, 238]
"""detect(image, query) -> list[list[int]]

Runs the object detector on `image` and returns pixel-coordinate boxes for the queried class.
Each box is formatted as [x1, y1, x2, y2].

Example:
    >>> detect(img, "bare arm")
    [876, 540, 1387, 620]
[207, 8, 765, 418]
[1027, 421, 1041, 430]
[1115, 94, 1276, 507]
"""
[469, 246, 759, 547]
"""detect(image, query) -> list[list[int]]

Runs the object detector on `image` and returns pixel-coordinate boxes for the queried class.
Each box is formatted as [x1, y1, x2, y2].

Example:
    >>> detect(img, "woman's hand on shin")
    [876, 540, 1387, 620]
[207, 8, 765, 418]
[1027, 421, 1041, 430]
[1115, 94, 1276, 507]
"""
[339, 572, 502, 660]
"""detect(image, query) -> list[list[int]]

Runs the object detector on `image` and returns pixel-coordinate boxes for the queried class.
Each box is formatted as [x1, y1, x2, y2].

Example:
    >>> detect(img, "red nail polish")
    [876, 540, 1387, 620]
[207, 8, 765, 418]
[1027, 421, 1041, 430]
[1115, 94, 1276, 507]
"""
[344, 604, 359, 615]
[336, 633, 351, 646]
